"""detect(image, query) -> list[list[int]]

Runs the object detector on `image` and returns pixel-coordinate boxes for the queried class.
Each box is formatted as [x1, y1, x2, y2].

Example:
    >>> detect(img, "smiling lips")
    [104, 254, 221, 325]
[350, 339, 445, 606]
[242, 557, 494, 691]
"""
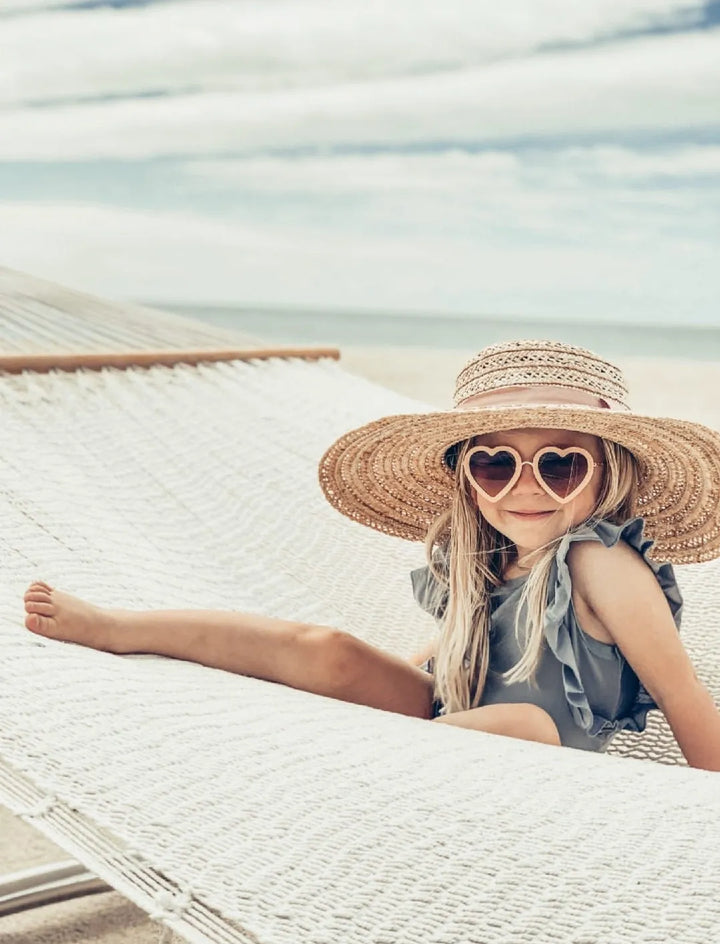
[506, 510, 554, 517]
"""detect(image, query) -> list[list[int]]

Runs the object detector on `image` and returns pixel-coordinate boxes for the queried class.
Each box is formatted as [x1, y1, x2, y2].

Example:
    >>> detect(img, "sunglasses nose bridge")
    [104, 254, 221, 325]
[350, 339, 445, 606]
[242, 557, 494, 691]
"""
[514, 459, 544, 491]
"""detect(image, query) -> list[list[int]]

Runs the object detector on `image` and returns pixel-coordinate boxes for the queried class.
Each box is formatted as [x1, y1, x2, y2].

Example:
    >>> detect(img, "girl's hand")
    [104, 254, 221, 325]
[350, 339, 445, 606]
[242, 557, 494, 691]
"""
[407, 638, 437, 667]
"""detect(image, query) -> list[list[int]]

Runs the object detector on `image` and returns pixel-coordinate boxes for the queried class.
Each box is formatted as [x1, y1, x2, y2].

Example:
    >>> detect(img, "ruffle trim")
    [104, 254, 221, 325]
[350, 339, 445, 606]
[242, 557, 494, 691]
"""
[410, 553, 448, 621]
[410, 516, 684, 740]
[544, 515, 683, 738]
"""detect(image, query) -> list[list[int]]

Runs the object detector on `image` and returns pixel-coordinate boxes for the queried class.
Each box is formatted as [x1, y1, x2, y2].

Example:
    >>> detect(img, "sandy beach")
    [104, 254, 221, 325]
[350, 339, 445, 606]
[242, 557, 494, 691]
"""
[341, 347, 720, 425]
[3, 343, 720, 943]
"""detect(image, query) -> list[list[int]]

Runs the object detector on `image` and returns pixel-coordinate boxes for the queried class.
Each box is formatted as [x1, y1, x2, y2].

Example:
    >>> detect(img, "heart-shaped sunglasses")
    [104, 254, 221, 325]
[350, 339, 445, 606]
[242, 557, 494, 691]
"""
[462, 445, 602, 504]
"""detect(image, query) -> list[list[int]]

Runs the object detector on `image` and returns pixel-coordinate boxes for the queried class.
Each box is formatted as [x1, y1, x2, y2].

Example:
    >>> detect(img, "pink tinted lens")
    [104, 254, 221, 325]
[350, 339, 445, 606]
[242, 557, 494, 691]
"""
[538, 451, 589, 498]
[467, 450, 517, 497]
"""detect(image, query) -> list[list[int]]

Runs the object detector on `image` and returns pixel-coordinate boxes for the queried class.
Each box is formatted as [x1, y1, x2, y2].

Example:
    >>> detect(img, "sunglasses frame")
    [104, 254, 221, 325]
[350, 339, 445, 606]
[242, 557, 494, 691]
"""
[462, 444, 601, 505]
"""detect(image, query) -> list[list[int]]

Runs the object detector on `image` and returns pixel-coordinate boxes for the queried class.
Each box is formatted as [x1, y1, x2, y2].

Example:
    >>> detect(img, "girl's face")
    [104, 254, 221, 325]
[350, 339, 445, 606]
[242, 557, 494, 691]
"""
[467, 427, 604, 560]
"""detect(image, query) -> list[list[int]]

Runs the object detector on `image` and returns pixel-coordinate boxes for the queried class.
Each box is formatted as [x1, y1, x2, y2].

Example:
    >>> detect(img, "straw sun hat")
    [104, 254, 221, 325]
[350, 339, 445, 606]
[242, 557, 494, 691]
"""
[319, 339, 720, 565]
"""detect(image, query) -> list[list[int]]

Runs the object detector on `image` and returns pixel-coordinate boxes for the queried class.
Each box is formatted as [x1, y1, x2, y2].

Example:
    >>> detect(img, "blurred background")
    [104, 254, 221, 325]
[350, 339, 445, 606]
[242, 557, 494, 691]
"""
[0, 0, 719, 355]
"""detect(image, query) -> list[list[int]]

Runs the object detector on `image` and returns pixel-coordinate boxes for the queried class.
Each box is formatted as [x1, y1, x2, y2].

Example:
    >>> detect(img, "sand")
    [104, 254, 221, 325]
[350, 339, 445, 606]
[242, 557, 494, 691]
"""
[3, 345, 719, 942]
[340, 347, 720, 425]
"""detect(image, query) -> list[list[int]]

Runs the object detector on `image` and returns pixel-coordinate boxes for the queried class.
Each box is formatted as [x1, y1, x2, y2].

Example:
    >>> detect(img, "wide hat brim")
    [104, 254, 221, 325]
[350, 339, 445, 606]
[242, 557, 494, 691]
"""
[318, 404, 720, 564]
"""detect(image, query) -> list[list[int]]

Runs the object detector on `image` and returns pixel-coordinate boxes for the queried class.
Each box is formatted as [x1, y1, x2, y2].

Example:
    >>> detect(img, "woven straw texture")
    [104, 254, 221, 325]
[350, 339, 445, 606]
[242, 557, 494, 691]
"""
[453, 339, 630, 407]
[320, 338, 720, 564]
[1, 358, 720, 944]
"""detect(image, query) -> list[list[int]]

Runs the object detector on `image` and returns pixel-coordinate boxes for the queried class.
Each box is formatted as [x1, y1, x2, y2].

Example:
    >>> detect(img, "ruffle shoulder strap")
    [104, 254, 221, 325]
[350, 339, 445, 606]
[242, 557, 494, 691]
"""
[544, 515, 683, 737]
[410, 551, 448, 622]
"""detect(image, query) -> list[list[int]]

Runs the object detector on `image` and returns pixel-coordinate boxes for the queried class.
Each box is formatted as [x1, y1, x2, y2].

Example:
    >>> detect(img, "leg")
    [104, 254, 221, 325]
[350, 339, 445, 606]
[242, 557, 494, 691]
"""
[434, 703, 562, 746]
[23, 582, 435, 719]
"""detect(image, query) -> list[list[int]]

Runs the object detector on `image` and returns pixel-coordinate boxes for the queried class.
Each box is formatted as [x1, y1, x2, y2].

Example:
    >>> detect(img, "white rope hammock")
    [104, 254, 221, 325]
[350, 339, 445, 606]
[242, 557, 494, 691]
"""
[0, 264, 253, 353]
[1, 355, 719, 944]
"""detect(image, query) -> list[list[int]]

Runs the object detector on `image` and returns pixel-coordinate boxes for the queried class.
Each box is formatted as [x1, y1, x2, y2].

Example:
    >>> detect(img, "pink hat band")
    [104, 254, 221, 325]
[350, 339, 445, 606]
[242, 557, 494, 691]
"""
[455, 384, 630, 413]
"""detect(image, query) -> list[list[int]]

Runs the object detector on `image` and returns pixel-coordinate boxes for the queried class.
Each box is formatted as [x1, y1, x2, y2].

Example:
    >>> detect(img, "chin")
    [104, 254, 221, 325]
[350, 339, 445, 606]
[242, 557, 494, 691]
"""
[499, 516, 569, 547]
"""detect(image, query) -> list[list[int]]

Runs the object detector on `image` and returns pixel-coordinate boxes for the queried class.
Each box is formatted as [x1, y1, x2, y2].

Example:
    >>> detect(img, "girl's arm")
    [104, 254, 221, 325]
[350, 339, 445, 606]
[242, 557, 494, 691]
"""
[569, 539, 720, 772]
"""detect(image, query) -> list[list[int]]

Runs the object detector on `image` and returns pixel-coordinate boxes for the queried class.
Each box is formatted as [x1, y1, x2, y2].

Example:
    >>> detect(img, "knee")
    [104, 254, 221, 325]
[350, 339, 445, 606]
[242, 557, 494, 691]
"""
[294, 624, 363, 695]
[517, 704, 562, 747]
[437, 702, 562, 747]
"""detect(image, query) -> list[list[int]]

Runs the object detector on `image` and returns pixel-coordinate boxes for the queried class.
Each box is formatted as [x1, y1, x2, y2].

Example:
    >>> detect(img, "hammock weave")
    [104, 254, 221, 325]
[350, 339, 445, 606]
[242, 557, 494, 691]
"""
[1, 355, 719, 944]
[0, 264, 252, 353]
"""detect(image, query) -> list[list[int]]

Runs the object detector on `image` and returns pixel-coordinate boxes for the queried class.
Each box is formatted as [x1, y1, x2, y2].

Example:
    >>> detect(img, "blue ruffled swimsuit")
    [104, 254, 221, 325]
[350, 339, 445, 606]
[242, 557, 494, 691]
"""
[411, 517, 683, 752]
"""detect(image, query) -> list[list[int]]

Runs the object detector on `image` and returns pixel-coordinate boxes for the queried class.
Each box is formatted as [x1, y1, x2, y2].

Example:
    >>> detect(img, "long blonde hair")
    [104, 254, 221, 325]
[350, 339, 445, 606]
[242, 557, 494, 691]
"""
[424, 435, 639, 714]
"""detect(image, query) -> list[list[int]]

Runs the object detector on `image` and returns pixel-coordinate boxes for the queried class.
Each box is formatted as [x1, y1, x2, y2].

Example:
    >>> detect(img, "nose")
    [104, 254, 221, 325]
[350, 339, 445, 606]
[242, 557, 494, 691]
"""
[512, 461, 543, 494]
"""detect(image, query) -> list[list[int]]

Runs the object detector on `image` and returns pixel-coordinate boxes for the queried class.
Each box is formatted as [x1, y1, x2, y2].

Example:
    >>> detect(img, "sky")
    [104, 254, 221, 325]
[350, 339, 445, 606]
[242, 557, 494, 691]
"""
[0, 0, 719, 325]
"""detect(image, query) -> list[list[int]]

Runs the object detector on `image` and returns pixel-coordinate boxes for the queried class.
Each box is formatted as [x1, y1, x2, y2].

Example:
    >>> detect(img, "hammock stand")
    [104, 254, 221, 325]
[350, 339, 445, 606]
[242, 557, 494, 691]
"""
[0, 292, 719, 941]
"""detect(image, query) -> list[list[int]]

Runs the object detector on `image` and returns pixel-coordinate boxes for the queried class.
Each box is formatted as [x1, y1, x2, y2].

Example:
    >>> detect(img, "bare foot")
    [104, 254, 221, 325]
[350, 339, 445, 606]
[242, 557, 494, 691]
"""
[24, 581, 120, 653]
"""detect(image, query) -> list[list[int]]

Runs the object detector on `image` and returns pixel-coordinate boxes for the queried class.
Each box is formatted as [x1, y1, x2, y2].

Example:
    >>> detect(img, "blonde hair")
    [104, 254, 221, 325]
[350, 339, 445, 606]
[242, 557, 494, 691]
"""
[424, 435, 639, 715]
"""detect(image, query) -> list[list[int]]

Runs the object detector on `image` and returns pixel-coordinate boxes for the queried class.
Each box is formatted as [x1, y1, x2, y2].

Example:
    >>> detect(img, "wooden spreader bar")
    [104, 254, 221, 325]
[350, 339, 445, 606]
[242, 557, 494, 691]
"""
[0, 347, 341, 375]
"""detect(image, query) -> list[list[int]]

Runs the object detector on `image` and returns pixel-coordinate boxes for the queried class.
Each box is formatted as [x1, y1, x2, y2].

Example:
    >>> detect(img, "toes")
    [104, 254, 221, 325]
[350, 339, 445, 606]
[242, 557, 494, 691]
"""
[25, 613, 40, 633]
[26, 580, 53, 595]
[25, 601, 54, 616]
[25, 612, 57, 636]
[24, 590, 52, 604]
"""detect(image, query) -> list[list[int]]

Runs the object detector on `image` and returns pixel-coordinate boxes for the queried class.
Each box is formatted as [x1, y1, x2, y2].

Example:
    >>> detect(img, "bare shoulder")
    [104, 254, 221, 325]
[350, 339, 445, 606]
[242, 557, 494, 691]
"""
[566, 534, 648, 599]
[566, 533, 667, 641]
[566, 531, 700, 728]
[565, 538, 645, 644]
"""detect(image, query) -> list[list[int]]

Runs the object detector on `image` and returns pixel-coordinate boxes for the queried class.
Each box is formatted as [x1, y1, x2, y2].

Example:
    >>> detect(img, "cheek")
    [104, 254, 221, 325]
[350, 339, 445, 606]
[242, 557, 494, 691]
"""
[472, 491, 505, 527]
[569, 479, 602, 520]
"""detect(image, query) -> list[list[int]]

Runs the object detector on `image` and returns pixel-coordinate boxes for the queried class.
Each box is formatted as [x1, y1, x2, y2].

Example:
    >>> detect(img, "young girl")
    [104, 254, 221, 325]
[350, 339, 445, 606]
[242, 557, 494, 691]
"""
[22, 339, 720, 769]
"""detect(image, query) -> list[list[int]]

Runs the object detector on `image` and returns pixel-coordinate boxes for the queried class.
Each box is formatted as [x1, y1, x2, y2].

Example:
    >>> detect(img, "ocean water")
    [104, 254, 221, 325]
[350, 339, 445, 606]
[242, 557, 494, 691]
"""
[3, 4, 720, 325]
[166, 304, 720, 361]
